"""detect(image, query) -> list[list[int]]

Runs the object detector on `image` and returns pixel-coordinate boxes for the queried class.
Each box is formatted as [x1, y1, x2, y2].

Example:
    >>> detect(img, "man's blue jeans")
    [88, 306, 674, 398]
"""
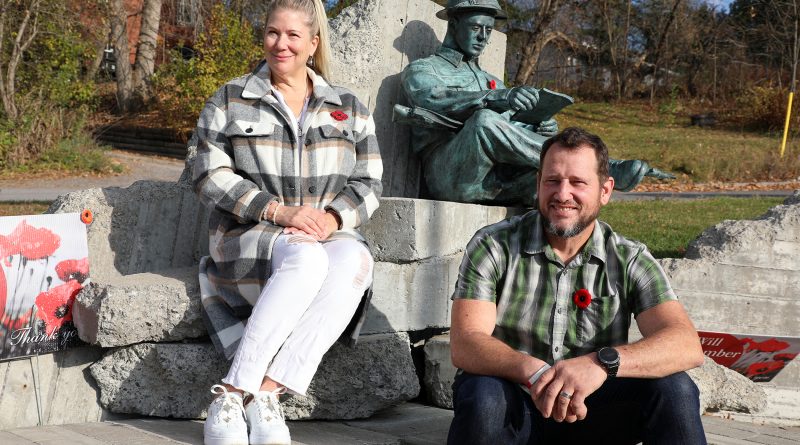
[447, 371, 707, 445]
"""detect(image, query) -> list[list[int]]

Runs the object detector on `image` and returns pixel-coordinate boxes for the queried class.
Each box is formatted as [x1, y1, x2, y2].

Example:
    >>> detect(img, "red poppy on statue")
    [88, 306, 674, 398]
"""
[573, 288, 591, 309]
[488, 79, 497, 90]
[331, 110, 348, 121]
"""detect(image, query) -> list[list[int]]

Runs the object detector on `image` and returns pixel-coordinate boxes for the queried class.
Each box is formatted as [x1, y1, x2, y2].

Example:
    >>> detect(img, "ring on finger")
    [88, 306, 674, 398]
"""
[559, 391, 572, 400]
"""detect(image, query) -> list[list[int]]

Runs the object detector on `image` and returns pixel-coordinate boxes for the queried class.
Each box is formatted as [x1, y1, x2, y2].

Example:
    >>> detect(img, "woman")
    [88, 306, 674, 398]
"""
[193, 1, 382, 444]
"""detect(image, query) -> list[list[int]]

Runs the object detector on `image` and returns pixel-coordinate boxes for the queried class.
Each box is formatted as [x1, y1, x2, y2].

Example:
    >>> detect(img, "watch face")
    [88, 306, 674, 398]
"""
[599, 347, 619, 364]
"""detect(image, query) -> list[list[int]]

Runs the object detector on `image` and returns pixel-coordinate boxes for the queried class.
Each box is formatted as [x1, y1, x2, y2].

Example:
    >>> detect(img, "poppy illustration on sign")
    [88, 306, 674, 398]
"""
[0, 213, 90, 361]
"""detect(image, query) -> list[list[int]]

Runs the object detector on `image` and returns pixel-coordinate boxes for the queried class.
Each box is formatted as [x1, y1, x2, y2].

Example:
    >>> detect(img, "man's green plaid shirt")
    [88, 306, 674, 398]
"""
[453, 210, 677, 364]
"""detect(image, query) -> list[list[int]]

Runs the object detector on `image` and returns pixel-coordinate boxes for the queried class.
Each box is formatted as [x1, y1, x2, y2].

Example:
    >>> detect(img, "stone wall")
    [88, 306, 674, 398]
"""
[662, 191, 800, 388]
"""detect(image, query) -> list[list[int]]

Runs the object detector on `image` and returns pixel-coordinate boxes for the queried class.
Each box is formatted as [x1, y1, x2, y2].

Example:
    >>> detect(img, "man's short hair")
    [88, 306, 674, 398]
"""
[540, 127, 610, 181]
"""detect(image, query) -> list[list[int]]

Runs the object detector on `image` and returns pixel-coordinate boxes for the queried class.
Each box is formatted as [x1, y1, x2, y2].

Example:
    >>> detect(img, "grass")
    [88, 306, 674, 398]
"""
[558, 101, 800, 184]
[0, 202, 50, 217]
[600, 196, 785, 258]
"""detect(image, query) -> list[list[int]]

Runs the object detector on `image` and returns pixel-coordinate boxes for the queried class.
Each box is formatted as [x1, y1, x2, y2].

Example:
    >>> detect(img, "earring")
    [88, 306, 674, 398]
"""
[307, 56, 314, 67]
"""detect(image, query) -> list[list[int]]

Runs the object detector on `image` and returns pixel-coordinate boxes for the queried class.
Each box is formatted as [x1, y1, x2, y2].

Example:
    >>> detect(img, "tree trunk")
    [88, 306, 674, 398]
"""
[649, 0, 683, 103]
[133, 0, 161, 105]
[0, 0, 41, 119]
[511, 0, 565, 86]
[111, 0, 134, 112]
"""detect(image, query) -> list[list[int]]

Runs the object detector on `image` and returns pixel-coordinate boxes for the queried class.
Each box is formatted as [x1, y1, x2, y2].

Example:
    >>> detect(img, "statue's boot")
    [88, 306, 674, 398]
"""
[609, 159, 675, 192]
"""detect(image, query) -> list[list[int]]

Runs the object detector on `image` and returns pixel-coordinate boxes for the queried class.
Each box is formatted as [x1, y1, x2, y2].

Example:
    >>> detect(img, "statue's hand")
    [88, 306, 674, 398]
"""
[535, 119, 558, 137]
[508, 86, 539, 112]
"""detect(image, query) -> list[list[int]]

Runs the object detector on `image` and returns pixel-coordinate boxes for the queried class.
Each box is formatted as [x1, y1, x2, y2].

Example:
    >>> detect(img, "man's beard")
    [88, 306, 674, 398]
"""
[540, 201, 599, 239]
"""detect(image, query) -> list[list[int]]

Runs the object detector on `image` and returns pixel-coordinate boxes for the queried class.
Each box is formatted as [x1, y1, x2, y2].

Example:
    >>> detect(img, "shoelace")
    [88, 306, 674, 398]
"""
[210, 384, 246, 421]
[254, 387, 287, 421]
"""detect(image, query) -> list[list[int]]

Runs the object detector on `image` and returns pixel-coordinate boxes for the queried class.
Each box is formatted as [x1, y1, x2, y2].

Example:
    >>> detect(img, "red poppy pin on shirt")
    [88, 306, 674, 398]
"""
[573, 288, 592, 309]
[331, 110, 348, 121]
[488, 79, 497, 90]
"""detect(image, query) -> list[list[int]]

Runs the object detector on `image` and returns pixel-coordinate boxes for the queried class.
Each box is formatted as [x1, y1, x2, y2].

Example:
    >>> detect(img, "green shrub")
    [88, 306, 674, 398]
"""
[733, 86, 799, 132]
[19, 19, 98, 109]
[0, 98, 115, 173]
[154, 4, 262, 129]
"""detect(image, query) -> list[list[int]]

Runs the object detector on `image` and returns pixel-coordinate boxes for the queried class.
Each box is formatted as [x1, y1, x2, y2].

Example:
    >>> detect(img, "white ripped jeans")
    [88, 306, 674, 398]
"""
[222, 233, 373, 396]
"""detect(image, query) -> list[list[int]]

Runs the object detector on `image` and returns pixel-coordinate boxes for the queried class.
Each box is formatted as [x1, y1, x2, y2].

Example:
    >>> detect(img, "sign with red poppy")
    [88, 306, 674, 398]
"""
[0, 213, 89, 361]
[697, 330, 800, 382]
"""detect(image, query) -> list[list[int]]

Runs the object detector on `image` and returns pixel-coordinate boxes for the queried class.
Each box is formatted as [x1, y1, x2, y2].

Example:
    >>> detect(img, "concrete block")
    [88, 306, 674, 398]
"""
[674, 288, 800, 337]
[328, 0, 506, 198]
[687, 357, 767, 414]
[363, 197, 519, 262]
[423, 334, 457, 409]
[685, 193, 800, 264]
[0, 346, 110, 430]
[661, 259, 800, 298]
[364, 255, 461, 334]
[89, 333, 419, 420]
[72, 267, 205, 347]
[48, 181, 208, 280]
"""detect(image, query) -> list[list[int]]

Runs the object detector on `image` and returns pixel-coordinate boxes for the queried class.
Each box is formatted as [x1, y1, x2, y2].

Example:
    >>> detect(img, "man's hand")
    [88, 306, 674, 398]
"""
[277, 205, 338, 240]
[507, 86, 539, 111]
[531, 354, 607, 423]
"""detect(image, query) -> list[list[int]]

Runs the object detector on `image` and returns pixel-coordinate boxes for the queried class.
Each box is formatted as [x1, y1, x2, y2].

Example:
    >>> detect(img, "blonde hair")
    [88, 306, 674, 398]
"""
[265, 0, 332, 80]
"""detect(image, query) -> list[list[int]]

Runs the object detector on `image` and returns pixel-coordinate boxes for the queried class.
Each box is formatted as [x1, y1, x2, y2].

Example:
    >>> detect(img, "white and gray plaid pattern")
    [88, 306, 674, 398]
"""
[194, 63, 382, 359]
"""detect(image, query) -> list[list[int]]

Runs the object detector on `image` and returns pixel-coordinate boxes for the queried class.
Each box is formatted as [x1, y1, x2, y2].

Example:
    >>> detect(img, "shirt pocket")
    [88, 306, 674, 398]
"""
[577, 292, 621, 348]
[223, 120, 281, 179]
[313, 124, 357, 178]
[445, 72, 480, 91]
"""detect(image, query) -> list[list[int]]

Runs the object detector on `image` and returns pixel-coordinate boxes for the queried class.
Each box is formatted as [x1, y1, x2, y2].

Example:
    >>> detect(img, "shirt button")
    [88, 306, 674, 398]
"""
[554, 346, 560, 352]
[308, 186, 316, 194]
[343, 130, 349, 136]
[557, 308, 562, 314]
[305, 138, 312, 145]
[245, 128, 253, 133]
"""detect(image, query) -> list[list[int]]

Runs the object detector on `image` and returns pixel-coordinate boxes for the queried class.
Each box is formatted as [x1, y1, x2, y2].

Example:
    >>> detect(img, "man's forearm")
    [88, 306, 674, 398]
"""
[617, 324, 705, 378]
[451, 330, 547, 384]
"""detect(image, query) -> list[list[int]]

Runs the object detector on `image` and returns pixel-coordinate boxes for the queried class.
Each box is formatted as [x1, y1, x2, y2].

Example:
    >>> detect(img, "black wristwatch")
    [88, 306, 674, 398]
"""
[597, 347, 620, 378]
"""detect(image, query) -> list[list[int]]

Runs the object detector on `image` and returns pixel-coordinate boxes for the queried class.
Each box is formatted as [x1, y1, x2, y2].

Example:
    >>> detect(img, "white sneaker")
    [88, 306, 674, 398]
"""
[203, 384, 248, 445]
[245, 387, 291, 445]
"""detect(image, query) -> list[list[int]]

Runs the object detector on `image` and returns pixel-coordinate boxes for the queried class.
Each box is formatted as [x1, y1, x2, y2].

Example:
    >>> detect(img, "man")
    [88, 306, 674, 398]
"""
[400, 0, 671, 206]
[447, 127, 707, 444]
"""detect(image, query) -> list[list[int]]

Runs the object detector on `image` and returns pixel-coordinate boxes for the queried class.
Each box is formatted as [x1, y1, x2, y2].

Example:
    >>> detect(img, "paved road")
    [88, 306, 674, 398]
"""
[2, 403, 798, 444]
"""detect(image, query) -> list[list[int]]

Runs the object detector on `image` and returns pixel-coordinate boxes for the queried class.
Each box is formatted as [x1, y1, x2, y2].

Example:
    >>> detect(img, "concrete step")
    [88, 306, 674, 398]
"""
[669, 263, 800, 299]
[2, 403, 799, 444]
[679, 289, 800, 337]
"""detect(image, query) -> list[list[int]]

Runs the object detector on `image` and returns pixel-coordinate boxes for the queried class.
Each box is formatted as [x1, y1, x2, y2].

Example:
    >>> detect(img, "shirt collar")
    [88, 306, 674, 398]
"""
[436, 45, 482, 69]
[241, 60, 342, 106]
[522, 211, 608, 265]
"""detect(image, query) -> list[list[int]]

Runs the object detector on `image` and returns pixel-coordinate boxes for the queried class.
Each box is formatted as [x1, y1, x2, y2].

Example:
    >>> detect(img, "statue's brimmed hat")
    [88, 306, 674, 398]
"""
[436, 0, 508, 20]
